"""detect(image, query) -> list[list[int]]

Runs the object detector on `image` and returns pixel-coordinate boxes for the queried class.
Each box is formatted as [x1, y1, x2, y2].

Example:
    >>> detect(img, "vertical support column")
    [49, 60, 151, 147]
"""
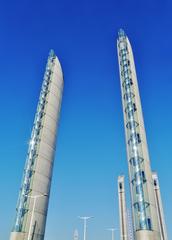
[152, 172, 168, 240]
[118, 176, 128, 240]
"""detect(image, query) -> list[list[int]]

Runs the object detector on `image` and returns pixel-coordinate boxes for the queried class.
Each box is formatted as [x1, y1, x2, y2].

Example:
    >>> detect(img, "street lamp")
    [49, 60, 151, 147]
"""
[78, 216, 93, 240]
[107, 228, 118, 240]
[27, 193, 48, 240]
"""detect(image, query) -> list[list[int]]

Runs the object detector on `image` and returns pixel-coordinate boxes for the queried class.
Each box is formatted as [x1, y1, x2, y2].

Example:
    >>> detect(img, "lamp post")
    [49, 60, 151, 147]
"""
[107, 228, 118, 240]
[78, 216, 93, 240]
[27, 193, 48, 240]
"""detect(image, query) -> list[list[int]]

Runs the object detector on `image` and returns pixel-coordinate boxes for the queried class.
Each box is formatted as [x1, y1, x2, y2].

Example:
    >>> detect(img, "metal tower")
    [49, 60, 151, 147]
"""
[152, 172, 168, 240]
[126, 208, 134, 240]
[10, 50, 63, 240]
[117, 29, 160, 240]
[118, 176, 128, 240]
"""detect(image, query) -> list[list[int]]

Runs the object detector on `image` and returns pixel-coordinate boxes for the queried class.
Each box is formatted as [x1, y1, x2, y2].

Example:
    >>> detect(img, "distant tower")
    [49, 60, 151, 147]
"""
[10, 50, 63, 240]
[118, 175, 128, 240]
[117, 29, 160, 240]
[152, 172, 168, 240]
[74, 229, 79, 240]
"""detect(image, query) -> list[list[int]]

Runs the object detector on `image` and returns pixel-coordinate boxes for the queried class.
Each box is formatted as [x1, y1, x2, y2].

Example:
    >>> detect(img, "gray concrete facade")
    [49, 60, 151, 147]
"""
[117, 29, 160, 240]
[10, 50, 63, 240]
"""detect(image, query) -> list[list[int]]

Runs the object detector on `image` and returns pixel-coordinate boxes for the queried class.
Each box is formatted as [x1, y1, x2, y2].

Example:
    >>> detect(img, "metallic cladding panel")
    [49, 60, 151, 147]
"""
[10, 51, 63, 240]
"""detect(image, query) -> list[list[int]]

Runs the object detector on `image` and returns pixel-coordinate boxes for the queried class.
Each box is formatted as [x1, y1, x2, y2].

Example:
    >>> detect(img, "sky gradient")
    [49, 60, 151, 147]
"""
[0, 0, 172, 239]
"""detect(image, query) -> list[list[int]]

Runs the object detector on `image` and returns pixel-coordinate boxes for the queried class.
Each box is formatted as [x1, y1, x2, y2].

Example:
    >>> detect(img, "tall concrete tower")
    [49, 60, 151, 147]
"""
[152, 172, 168, 240]
[118, 176, 128, 240]
[117, 29, 160, 240]
[10, 50, 63, 240]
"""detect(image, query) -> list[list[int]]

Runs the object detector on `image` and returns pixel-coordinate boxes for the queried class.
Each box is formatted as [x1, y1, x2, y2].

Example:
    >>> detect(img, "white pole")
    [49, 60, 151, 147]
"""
[78, 216, 93, 240]
[28, 197, 36, 240]
[112, 229, 115, 240]
[84, 218, 86, 240]
[107, 228, 117, 240]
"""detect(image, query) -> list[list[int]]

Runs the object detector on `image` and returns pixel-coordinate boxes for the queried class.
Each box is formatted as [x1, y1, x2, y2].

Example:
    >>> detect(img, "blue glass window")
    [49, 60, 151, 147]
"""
[147, 218, 152, 230]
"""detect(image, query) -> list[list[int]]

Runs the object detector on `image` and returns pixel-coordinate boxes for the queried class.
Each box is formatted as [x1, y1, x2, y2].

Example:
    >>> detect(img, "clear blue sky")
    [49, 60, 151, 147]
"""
[0, 0, 171, 239]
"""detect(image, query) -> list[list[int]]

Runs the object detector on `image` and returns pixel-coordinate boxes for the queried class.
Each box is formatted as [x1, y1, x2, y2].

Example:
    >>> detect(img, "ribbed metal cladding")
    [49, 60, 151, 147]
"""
[117, 29, 160, 240]
[10, 50, 63, 240]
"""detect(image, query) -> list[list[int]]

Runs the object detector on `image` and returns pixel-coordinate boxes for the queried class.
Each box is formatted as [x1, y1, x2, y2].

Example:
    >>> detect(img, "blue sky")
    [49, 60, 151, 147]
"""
[0, 0, 171, 239]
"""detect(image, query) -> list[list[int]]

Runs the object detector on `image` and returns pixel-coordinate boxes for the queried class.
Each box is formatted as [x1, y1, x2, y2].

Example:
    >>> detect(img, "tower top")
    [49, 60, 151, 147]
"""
[118, 29, 126, 38]
[49, 49, 56, 59]
[74, 229, 79, 240]
[118, 175, 125, 181]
